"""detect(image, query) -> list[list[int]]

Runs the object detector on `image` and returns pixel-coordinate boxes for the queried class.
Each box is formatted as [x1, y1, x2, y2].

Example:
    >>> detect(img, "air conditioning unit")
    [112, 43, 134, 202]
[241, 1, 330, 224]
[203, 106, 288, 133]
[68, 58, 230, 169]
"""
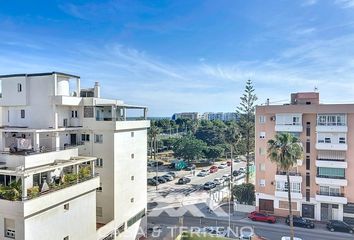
[270, 116, 276, 121]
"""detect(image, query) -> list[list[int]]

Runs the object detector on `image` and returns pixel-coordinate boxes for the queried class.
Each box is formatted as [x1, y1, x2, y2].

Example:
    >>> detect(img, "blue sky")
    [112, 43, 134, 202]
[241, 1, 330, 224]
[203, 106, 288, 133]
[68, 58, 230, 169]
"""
[1, 0, 354, 116]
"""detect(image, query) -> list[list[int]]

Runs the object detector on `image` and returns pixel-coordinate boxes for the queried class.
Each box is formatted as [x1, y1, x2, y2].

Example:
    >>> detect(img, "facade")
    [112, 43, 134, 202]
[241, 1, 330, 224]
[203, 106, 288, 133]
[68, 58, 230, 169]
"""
[0, 72, 149, 240]
[172, 112, 199, 120]
[255, 92, 354, 224]
[172, 112, 238, 121]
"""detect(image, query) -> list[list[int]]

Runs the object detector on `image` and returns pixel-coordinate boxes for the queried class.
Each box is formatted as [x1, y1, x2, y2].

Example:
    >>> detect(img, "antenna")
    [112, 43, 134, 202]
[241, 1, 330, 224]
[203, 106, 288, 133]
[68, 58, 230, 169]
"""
[314, 86, 318, 92]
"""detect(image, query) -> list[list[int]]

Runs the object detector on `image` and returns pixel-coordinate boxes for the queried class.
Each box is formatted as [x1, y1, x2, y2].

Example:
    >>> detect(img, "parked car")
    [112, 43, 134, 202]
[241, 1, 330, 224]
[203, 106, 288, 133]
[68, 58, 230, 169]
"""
[166, 171, 176, 178]
[177, 177, 191, 185]
[218, 163, 227, 169]
[204, 181, 216, 190]
[285, 216, 314, 229]
[326, 220, 354, 233]
[248, 211, 276, 223]
[281, 237, 302, 240]
[234, 158, 241, 163]
[213, 178, 225, 185]
[185, 164, 196, 171]
[161, 175, 174, 181]
[285, 216, 315, 228]
[153, 176, 167, 183]
[239, 167, 245, 173]
[147, 178, 159, 186]
[232, 170, 241, 177]
[222, 174, 231, 181]
[209, 166, 218, 173]
[150, 161, 164, 167]
[197, 170, 208, 177]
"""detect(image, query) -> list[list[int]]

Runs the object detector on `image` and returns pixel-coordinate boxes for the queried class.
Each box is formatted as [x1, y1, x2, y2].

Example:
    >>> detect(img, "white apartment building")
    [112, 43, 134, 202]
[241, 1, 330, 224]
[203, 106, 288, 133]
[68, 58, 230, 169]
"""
[0, 72, 149, 240]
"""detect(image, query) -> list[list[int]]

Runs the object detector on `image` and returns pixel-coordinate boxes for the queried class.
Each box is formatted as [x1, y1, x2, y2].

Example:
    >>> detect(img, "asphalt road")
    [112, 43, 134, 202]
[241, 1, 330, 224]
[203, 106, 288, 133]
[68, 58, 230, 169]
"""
[148, 212, 353, 240]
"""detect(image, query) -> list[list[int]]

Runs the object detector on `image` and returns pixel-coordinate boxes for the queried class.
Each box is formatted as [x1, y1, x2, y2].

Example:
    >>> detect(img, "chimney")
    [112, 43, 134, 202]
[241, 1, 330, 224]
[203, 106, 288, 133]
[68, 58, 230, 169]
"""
[94, 82, 100, 98]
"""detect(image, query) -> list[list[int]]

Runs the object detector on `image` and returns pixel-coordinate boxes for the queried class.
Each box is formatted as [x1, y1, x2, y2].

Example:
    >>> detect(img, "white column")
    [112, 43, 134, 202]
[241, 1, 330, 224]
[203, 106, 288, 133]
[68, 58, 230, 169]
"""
[76, 78, 80, 97]
[34, 132, 40, 151]
[55, 132, 60, 151]
[54, 73, 58, 96]
[21, 176, 27, 200]
[338, 204, 344, 221]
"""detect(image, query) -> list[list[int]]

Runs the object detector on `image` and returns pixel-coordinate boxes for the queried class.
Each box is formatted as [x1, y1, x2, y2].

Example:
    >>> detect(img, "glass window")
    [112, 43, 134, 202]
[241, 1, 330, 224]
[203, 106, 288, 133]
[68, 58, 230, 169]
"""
[20, 109, 25, 119]
[17, 83, 22, 92]
[94, 134, 103, 143]
[259, 115, 266, 123]
[318, 167, 345, 178]
[339, 137, 346, 144]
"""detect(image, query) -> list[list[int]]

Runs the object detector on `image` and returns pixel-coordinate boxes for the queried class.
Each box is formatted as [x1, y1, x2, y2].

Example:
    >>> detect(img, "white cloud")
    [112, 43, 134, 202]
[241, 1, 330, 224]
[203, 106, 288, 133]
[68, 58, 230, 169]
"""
[302, 0, 318, 6]
[335, 0, 354, 8]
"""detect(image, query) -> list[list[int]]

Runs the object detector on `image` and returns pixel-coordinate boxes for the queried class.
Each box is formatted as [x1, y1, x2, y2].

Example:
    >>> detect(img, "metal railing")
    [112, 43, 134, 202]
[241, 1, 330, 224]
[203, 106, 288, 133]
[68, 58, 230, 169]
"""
[317, 158, 345, 162]
[316, 191, 345, 197]
[276, 171, 301, 176]
[316, 175, 345, 180]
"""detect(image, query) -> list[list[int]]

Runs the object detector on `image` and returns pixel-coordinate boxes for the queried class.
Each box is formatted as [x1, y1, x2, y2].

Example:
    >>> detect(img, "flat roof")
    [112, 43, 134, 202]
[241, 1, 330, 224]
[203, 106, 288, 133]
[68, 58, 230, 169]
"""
[0, 71, 80, 79]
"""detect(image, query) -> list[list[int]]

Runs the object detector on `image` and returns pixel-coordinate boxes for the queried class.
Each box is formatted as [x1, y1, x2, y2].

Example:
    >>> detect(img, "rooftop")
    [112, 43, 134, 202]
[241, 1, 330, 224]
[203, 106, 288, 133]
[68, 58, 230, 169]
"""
[0, 71, 80, 79]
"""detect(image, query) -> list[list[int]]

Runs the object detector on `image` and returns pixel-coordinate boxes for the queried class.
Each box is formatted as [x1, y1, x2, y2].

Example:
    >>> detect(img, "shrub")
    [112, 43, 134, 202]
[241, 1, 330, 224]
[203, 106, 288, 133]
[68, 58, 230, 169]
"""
[27, 186, 40, 199]
[64, 173, 78, 184]
[79, 166, 91, 180]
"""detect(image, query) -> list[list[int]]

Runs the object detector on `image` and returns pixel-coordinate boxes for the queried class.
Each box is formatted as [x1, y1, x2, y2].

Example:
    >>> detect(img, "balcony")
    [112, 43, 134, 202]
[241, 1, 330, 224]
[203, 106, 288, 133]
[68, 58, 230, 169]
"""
[315, 191, 347, 204]
[275, 171, 302, 183]
[316, 143, 347, 151]
[275, 190, 302, 200]
[316, 125, 348, 133]
[275, 124, 303, 132]
[315, 176, 347, 186]
[316, 159, 347, 168]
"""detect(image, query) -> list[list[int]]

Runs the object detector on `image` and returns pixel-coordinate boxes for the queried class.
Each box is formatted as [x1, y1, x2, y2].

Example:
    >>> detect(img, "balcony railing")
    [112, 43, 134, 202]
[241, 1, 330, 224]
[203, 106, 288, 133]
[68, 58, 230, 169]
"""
[96, 117, 146, 121]
[316, 191, 345, 197]
[316, 175, 345, 180]
[317, 158, 345, 162]
[276, 171, 301, 176]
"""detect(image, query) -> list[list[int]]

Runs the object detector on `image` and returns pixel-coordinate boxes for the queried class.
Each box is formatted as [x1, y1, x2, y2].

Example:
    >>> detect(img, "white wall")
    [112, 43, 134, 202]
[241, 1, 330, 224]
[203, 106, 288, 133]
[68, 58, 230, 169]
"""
[25, 191, 97, 240]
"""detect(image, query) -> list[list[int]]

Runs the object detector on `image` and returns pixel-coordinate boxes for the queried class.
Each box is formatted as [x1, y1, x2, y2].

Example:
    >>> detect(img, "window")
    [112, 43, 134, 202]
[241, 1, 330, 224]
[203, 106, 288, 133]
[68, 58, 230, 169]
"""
[306, 189, 310, 202]
[276, 181, 300, 193]
[63, 237, 69, 240]
[131, 153, 135, 159]
[324, 137, 331, 143]
[259, 131, 266, 139]
[306, 122, 310, 136]
[95, 158, 103, 167]
[94, 134, 103, 143]
[306, 156, 310, 170]
[71, 110, 78, 118]
[84, 106, 94, 118]
[306, 173, 310, 187]
[131, 132, 134, 137]
[131, 197, 134, 203]
[64, 203, 69, 210]
[317, 114, 346, 126]
[339, 137, 346, 144]
[259, 163, 266, 171]
[20, 109, 25, 119]
[131, 176, 134, 181]
[96, 207, 103, 217]
[17, 83, 22, 92]
[259, 115, 266, 123]
[306, 141, 310, 154]
[259, 148, 266, 156]
[317, 167, 345, 179]
[81, 134, 90, 142]
[292, 116, 300, 125]
[259, 179, 265, 187]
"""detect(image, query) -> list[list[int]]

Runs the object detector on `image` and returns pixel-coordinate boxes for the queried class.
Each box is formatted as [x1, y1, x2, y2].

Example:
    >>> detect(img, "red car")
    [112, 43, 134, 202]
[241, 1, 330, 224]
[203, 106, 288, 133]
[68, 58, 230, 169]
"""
[209, 166, 218, 173]
[248, 211, 276, 223]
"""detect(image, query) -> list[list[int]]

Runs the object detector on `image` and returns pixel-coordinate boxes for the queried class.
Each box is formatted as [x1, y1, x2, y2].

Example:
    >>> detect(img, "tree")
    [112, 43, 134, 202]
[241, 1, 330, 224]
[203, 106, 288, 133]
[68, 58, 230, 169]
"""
[173, 136, 207, 162]
[204, 146, 224, 161]
[267, 133, 303, 240]
[162, 137, 177, 150]
[148, 125, 160, 160]
[237, 79, 257, 183]
[232, 183, 255, 205]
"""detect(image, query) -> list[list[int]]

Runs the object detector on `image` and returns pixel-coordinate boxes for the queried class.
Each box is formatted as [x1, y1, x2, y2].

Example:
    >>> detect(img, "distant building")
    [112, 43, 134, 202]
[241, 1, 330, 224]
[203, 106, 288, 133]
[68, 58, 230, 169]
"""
[172, 112, 199, 120]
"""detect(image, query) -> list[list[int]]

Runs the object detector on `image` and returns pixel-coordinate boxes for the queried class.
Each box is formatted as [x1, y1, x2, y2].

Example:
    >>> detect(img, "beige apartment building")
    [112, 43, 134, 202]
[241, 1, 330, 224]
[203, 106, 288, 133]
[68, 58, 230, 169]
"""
[255, 92, 354, 224]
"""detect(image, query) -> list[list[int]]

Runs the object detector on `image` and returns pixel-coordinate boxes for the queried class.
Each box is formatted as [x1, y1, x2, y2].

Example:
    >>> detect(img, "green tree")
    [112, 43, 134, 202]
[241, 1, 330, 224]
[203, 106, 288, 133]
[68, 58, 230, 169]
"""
[232, 183, 255, 205]
[162, 137, 177, 149]
[267, 133, 303, 240]
[173, 136, 207, 162]
[204, 146, 224, 161]
[237, 79, 257, 183]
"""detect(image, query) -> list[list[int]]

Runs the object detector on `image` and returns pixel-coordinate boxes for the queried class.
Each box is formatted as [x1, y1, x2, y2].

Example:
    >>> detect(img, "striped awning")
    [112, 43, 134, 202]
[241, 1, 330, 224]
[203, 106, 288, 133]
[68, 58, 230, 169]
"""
[318, 150, 345, 160]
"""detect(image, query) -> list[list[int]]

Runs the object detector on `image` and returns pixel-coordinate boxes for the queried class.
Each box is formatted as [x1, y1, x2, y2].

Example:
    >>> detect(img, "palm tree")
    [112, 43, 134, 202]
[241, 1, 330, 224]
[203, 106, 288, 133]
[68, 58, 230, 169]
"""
[267, 133, 303, 240]
[148, 125, 160, 160]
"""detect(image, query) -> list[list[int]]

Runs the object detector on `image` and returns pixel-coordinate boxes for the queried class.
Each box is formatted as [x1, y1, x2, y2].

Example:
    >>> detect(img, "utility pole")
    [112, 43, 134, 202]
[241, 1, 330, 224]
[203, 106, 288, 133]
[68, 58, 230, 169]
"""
[155, 137, 159, 191]
[228, 148, 234, 237]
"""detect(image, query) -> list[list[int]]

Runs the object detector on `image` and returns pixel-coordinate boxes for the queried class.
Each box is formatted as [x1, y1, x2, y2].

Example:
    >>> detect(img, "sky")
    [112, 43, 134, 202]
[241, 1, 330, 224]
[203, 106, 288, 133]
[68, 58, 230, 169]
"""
[1, 0, 354, 116]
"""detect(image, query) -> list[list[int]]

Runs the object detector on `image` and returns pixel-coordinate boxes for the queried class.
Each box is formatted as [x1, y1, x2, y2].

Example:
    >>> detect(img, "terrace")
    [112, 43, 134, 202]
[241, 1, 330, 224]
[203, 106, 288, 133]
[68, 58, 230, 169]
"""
[0, 155, 97, 201]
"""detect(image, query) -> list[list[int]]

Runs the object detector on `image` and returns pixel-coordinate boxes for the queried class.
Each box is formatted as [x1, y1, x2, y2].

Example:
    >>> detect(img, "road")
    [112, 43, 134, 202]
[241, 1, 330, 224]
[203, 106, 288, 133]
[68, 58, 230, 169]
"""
[147, 212, 353, 240]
